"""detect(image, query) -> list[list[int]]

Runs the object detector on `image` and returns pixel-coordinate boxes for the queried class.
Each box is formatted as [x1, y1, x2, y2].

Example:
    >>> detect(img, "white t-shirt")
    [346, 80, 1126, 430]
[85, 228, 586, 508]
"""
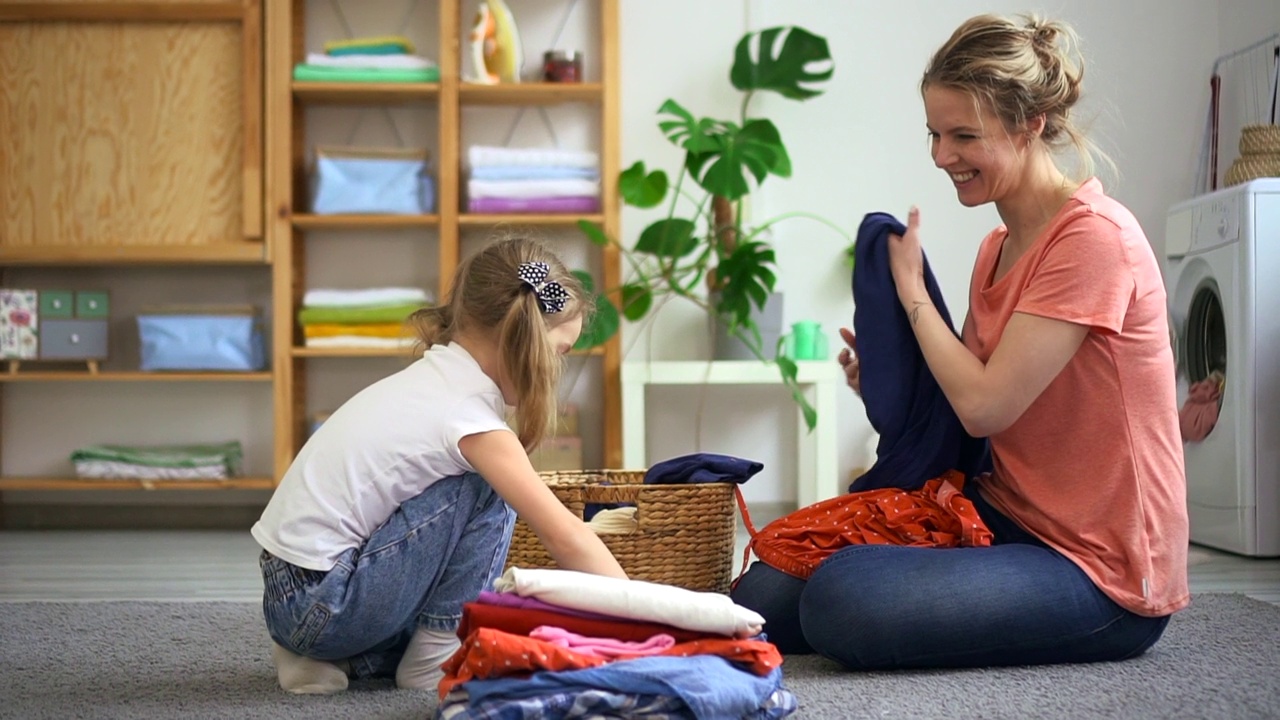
[251, 342, 511, 571]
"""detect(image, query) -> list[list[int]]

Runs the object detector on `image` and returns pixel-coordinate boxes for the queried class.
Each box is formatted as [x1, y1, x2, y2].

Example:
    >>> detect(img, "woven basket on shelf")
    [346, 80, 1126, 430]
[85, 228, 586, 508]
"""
[1225, 125, 1280, 186]
[504, 469, 738, 594]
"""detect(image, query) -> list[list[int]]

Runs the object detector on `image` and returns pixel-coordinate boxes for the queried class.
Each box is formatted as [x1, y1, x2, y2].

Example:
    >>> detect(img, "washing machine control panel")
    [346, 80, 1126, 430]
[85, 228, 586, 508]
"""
[1192, 194, 1240, 252]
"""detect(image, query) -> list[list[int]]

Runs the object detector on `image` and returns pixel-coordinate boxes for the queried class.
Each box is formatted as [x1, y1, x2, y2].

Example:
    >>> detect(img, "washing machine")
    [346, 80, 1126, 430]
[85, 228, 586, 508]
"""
[1165, 178, 1280, 557]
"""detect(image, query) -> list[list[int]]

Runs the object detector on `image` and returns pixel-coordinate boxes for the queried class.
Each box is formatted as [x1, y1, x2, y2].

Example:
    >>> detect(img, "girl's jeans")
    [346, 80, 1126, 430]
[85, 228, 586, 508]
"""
[259, 472, 515, 679]
[730, 482, 1170, 669]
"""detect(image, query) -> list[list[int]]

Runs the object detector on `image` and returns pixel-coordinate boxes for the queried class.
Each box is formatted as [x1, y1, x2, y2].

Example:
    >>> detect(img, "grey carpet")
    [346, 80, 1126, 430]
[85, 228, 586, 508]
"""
[2, 594, 1278, 720]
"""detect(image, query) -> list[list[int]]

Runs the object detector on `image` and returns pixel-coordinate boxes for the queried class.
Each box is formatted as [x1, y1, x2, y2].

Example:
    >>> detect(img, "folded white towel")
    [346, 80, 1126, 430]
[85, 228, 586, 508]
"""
[302, 287, 432, 308]
[494, 567, 765, 638]
[303, 336, 417, 349]
[305, 52, 436, 70]
[468, 145, 599, 170]
[467, 178, 600, 200]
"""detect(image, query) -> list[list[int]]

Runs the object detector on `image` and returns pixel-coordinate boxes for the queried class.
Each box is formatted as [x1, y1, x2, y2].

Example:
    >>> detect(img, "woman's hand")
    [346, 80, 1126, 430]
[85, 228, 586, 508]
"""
[837, 327, 861, 397]
[889, 206, 929, 307]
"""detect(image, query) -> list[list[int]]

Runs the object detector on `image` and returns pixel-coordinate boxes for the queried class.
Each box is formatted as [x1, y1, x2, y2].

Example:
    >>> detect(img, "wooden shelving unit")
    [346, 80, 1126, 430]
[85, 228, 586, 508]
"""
[0, 0, 623, 500]
[266, 1, 623, 478]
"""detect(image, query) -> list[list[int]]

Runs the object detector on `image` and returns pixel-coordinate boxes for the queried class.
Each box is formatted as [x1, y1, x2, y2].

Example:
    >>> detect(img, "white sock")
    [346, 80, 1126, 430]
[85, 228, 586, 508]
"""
[270, 642, 349, 695]
[396, 627, 461, 690]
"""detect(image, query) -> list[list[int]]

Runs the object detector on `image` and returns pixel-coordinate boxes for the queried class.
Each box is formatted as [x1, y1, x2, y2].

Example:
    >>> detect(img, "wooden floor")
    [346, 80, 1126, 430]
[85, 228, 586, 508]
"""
[0, 529, 1278, 605]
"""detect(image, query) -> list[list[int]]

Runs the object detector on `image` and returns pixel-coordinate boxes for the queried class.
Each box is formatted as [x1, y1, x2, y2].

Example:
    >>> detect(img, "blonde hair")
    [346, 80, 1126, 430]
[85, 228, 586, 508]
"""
[922, 14, 1114, 181]
[409, 236, 590, 450]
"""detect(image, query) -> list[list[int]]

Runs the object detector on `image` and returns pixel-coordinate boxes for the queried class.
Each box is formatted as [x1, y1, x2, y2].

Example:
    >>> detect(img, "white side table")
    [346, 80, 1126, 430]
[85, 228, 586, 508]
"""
[621, 360, 842, 508]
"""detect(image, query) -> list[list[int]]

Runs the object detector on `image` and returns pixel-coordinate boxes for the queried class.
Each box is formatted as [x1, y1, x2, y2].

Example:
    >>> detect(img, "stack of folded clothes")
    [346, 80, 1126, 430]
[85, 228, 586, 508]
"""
[466, 146, 601, 214]
[297, 287, 430, 350]
[292, 35, 440, 84]
[70, 441, 243, 481]
[436, 567, 796, 718]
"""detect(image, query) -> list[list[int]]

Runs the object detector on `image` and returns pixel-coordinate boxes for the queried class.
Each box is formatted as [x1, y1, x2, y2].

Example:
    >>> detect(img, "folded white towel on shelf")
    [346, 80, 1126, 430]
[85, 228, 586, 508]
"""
[468, 145, 599, 170]
[305, 52, 436, 70]
[493, 566, 765, 638]
[303, 336, 417, 349]
[467, 178, 600, 200]
[302, 287, 432, 308]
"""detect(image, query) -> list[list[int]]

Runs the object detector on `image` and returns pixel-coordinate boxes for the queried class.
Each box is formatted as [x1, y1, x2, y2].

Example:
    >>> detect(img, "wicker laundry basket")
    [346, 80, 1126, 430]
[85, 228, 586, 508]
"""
[503, 469, 738, 594]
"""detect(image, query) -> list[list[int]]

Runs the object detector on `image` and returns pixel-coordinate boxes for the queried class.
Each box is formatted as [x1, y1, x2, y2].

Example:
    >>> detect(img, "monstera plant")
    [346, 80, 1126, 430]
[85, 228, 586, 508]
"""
[576, 25, 847, 429]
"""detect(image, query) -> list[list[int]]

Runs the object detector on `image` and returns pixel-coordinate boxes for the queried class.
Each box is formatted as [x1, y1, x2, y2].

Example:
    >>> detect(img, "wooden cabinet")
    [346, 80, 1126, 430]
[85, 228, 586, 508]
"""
[0, 1, 274, 493]
[266, 1, 622, 480]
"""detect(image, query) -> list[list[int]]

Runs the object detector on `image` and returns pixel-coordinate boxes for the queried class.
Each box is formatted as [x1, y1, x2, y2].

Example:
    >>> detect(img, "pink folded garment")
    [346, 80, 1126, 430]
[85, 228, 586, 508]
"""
[476, 590, 617, 621]
[1180, 375, 1223, 443]
[529, 624, 676, 659]
[467, 195, 600, 214]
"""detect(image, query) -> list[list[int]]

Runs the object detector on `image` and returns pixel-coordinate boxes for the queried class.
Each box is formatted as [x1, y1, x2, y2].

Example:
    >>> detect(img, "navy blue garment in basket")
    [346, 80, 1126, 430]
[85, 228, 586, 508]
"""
[643, 453, 763, 485]
[848, 212, 991, 493]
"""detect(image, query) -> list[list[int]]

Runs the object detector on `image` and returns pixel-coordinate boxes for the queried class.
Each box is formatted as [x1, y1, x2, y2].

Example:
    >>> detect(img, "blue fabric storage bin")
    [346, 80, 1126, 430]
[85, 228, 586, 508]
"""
[138, 314, 265, 371]
[311, 145, 435, 215]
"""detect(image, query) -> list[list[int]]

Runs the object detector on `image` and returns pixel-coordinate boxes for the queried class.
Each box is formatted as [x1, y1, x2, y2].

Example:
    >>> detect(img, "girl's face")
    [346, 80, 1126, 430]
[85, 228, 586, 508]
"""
[548, 313, 584, 356]
[924, 85, 1034, 208]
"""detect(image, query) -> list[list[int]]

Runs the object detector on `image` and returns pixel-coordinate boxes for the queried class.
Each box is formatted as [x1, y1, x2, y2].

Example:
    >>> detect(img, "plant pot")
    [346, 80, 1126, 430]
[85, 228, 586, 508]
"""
[710, 291, 785, 361]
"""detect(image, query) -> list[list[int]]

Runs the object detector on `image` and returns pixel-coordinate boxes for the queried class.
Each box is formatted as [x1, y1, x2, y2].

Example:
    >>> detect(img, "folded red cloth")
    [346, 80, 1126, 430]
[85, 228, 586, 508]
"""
[457, 598, 716, 646]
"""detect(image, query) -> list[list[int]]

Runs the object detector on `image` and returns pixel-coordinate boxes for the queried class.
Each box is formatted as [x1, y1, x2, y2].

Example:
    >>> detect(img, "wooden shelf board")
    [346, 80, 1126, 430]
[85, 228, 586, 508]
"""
[458, 214, 604, 226]
[459, 83, 603, 105]
[291, 214, 440, 229]
[291, 346, 603, 358]
[0, 477, 275, 491]
[0, 2, 245, 22]
[291, 82, 440, 105]
[292, 346, 418, 358]
[0, 371, 273, 383]
[0, 244, 266, 266]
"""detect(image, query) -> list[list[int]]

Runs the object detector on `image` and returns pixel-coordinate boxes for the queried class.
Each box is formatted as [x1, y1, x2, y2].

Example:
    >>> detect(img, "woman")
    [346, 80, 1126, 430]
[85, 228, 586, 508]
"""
[731, 13, 1188, 669]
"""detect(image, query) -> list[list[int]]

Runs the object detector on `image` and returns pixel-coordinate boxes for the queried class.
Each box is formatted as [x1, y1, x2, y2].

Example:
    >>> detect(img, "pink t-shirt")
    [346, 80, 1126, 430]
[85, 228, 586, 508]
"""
[962, 178, 1190, 617]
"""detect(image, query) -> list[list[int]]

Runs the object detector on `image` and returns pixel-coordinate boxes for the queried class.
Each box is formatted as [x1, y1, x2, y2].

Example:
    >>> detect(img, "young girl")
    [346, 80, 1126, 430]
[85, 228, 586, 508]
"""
[252, 237, 627, 694]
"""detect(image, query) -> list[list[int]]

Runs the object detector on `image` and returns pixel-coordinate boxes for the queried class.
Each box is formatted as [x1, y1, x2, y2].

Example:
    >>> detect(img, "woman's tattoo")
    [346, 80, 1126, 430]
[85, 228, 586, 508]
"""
[909, 301, 928, 326]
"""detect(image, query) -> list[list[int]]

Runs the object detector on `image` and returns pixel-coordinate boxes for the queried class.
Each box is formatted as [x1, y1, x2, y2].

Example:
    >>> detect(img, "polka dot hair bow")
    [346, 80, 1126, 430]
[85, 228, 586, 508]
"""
[516, 261, 570, 314]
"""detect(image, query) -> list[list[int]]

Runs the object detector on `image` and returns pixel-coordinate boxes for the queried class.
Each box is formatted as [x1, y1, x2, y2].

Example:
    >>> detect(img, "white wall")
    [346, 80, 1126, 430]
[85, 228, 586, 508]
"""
[621, 1, 1275, 507]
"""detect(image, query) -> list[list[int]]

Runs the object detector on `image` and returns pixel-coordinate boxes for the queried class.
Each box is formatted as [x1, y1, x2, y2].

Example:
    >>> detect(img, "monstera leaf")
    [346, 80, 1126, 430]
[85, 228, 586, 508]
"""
[685, 118, 790, 200]
[731, 26, 833, 100]
[572, 270, 619, 350]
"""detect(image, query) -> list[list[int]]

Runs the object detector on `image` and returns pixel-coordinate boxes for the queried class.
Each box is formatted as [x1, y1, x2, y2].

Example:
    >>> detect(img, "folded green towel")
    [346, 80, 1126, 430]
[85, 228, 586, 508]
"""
[292, 65, 440, 84]
[70, 441, 243, 473]
[297, 302, 426, 326]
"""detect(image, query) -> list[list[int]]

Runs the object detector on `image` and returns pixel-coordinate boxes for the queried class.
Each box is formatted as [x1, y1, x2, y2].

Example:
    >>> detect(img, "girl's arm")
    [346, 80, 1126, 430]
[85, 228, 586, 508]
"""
[459, 429, 628, 579]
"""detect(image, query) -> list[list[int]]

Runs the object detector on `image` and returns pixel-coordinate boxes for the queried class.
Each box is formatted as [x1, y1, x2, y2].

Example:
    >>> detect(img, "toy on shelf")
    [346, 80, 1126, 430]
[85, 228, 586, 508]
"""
[468, 0, 523, 84]
[1, 288, 110, 374]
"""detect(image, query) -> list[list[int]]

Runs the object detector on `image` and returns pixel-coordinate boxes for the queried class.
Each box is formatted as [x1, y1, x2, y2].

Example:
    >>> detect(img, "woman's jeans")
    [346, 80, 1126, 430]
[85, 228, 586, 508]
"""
[260, 472, 515, 679]
[730, 483, 1170, 669]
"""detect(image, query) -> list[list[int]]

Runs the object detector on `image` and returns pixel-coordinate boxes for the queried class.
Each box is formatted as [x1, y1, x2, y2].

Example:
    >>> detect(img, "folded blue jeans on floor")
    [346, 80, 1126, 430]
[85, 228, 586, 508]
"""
[259, 472, 515, 679]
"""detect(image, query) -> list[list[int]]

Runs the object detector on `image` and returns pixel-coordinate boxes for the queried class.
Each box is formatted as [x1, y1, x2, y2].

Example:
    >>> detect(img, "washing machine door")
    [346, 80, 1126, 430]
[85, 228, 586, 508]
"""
[1172, 251, 1242, 541]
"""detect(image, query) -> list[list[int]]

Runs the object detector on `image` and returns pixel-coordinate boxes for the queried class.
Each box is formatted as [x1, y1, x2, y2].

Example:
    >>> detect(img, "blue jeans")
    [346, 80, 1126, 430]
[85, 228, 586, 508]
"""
[260, 472, 515, 679]
[730, 483, 1170, 668]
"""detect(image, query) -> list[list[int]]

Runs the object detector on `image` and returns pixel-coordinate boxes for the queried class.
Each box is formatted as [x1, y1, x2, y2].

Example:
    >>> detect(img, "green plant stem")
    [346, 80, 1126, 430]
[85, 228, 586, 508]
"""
[745, 211, 855, 244]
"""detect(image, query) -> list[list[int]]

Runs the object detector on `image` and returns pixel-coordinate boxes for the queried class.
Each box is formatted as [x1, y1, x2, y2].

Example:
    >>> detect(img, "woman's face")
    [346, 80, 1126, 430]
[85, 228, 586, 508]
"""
[924, 85, 1034, 208]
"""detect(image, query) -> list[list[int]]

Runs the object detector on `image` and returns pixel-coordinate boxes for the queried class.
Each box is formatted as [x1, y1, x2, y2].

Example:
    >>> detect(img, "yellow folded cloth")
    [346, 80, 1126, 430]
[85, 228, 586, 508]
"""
[302, 323, 413, 339]
[323, 35, 415, 54]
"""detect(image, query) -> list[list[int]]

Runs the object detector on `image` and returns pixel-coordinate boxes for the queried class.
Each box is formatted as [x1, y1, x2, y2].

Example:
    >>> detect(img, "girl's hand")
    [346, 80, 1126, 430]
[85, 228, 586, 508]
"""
[837, 327, 861, 397]
[889, 207, 928, 306]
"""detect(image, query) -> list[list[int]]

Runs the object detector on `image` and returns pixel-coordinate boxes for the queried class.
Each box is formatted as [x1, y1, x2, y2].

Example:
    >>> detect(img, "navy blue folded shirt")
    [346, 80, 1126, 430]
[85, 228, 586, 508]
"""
[848, 212, 991, 493]
[644, 453, 763, 485]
